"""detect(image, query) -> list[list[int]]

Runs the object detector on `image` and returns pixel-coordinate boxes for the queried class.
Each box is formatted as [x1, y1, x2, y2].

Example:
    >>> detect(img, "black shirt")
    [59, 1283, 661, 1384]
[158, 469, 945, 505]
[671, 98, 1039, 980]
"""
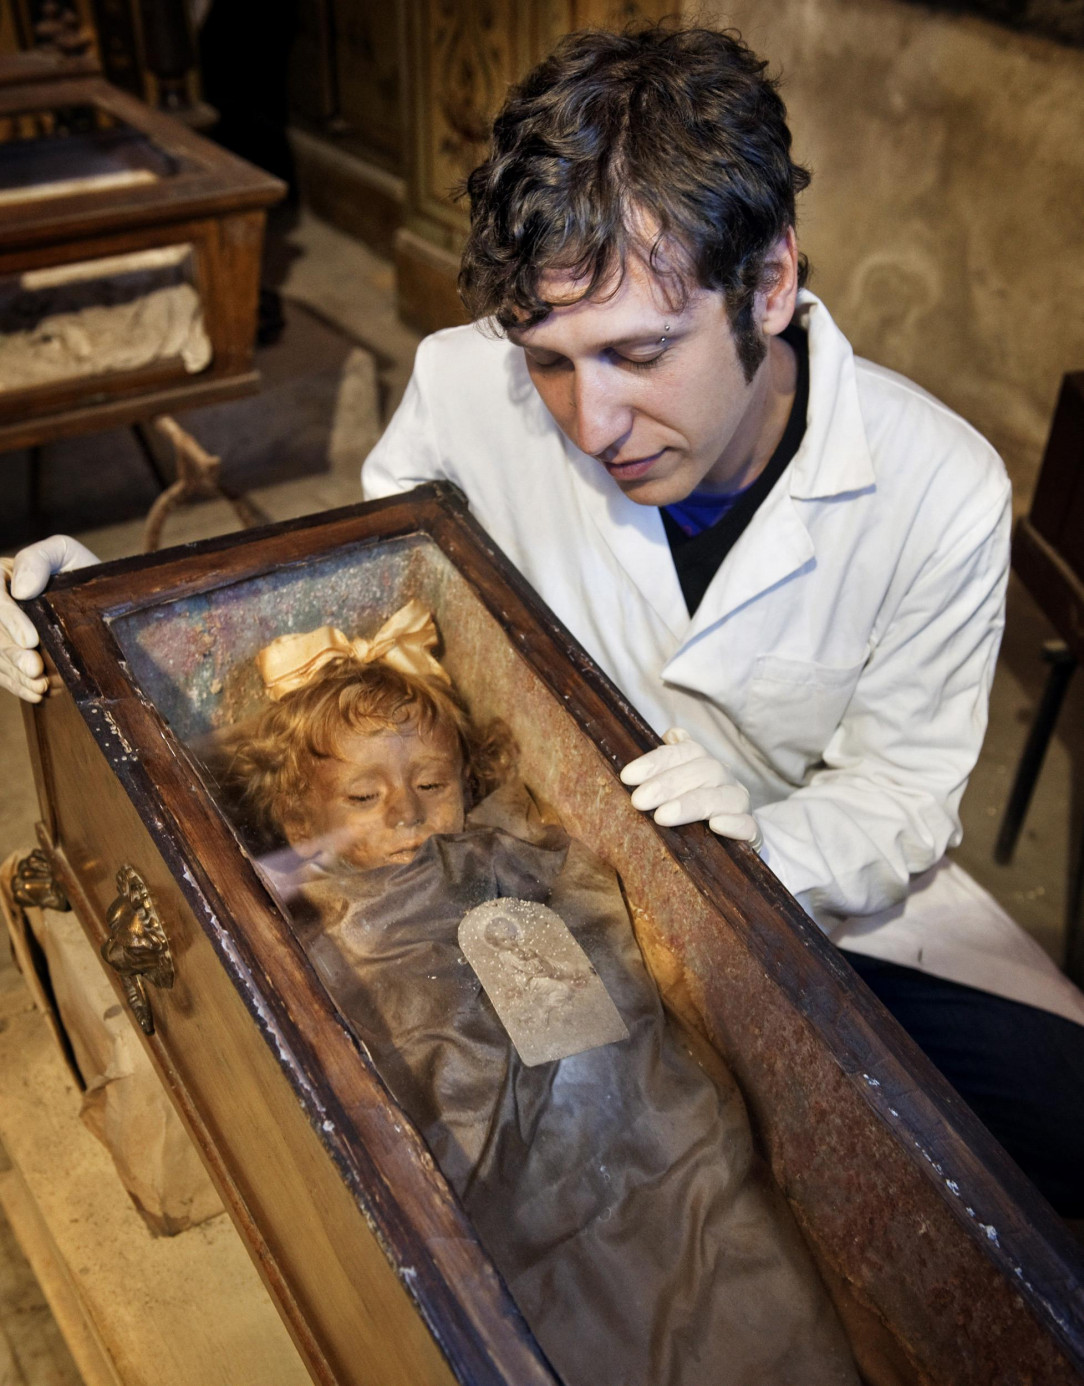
[661, 323, 810, 616]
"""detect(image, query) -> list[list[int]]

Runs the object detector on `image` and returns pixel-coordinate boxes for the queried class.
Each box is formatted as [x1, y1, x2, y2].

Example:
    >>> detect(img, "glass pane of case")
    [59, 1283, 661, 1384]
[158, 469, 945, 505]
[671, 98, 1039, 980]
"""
[103, 536, 859, 1386]
[0, 102, 177, 203]
[0, 241, 210, 391]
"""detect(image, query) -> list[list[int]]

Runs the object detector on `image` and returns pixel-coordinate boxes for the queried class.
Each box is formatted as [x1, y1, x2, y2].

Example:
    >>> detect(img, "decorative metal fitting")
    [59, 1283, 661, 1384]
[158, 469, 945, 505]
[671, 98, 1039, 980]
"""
[12, 849, 70, 912]
[101, 865, 174, 1036]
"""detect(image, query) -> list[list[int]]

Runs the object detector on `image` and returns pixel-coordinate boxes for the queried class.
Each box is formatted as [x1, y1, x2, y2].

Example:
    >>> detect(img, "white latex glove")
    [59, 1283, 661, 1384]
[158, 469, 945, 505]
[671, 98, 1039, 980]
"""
[0, 536, 99, 702]
[620, 727, 763, 849]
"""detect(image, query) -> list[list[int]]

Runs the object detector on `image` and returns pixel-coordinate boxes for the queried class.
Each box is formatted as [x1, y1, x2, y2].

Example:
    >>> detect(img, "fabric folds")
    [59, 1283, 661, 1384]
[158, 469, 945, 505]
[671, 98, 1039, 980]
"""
[287, 802, 856, 1386]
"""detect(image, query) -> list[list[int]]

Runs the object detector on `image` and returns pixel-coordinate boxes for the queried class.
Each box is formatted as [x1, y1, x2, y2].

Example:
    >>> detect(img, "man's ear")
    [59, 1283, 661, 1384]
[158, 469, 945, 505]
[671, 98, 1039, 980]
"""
[758, 227, 800, 337]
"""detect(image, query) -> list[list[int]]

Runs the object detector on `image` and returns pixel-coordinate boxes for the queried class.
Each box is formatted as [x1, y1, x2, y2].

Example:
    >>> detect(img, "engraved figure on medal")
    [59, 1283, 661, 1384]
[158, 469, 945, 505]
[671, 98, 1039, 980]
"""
[458, 897, 629, 1066]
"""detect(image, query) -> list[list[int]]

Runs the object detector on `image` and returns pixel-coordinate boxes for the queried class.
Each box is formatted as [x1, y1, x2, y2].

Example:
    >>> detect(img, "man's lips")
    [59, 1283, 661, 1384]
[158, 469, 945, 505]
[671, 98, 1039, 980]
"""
[599, 448, 666, 480]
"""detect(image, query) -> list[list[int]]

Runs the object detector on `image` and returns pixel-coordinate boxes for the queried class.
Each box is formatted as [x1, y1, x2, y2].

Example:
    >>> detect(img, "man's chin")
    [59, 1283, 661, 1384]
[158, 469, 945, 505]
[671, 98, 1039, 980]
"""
[614, 472, 693, 507]
[601, 455, 708, 508]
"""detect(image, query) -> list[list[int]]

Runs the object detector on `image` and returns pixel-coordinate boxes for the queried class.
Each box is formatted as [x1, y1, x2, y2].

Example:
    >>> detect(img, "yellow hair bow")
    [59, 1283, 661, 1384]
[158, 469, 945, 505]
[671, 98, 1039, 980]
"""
[257, 599, 450, 701]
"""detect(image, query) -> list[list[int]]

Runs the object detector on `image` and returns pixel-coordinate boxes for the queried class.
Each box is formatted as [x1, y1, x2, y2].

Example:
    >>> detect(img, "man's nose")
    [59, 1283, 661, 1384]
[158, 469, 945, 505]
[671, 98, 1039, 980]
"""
[570, 365, 632, 459]
[386, 786, 422, 827]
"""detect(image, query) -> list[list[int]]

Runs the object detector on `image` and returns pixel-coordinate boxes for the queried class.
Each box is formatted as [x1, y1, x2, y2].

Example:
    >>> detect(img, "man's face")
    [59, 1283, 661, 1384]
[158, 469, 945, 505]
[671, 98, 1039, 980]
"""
[509, 252, 773, 507]
[286, 720, 466, 871]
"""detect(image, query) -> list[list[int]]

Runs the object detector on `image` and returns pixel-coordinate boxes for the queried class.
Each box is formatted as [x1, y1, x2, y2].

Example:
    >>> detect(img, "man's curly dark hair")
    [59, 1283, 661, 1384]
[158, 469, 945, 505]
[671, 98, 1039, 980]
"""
[459, 24, 811, 381]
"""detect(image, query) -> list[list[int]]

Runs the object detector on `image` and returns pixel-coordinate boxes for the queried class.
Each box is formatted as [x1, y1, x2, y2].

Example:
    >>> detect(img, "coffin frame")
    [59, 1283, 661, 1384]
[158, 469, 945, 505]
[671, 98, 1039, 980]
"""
[18, 483, 1084, 1386]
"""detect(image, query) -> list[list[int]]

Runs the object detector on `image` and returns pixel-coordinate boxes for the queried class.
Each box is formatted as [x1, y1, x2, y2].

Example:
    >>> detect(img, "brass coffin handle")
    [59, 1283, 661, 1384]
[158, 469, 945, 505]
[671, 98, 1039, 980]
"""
[12, 848, 70, 912]
[101, 865, 175, 1036]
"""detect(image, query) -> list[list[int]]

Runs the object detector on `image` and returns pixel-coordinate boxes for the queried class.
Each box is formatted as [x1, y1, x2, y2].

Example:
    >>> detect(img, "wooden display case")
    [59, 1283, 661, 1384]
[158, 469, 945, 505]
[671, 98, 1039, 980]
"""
[16, 484, 1084, 1386]
[0, 57, 283, 452]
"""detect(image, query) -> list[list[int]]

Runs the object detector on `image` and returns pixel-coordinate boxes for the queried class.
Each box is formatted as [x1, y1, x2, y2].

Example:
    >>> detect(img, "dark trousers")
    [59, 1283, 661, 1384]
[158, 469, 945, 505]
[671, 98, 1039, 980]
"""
[841, 952, 1084, 1218]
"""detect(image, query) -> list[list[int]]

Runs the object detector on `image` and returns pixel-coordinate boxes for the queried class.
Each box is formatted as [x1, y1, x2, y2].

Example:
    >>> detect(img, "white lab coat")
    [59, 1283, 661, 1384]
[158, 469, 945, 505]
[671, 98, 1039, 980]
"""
[364, 291, 1084, 1026]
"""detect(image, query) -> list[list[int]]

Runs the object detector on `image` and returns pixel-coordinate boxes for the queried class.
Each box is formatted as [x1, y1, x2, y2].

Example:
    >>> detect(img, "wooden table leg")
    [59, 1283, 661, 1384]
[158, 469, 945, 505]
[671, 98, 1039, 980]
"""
[141, 415, 269, 552]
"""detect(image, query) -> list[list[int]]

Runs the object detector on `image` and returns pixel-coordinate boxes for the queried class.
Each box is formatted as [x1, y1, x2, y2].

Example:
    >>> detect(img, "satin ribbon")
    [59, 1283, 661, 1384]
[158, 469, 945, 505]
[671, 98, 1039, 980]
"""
[257, 599, 450, 701]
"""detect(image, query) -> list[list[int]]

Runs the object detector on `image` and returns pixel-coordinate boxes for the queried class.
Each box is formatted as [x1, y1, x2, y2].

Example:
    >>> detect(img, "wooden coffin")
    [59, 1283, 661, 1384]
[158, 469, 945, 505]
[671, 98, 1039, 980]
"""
[17, 484, 1084, 1386]
[0, 59, 283, 451]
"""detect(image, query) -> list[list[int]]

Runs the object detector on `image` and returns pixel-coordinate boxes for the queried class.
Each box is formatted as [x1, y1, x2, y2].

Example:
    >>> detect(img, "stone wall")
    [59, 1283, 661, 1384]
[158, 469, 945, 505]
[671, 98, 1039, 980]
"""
[695, 0, 1084, 505]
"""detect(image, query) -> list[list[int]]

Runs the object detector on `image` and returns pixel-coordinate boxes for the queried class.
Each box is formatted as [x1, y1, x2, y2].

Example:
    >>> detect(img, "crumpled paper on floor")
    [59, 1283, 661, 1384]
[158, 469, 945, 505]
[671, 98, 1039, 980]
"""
[1, 853, 222, 1236]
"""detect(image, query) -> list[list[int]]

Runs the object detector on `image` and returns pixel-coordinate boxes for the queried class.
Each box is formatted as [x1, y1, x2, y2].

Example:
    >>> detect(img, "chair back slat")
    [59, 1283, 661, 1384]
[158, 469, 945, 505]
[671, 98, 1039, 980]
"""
[1029, 372, 1084, 585]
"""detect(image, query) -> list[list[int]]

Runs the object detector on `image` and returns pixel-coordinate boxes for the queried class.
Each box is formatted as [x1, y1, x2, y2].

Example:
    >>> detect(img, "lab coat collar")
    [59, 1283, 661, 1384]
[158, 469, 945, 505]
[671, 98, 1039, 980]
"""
[567, 291, 876, 644]
[787, 291, 876, 501]
[674, 292, 878, 645]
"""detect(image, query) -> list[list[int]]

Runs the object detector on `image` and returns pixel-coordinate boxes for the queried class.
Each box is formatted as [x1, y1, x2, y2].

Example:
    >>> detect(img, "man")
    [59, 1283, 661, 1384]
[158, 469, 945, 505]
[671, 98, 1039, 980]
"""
[2, 25, 1083, 1213]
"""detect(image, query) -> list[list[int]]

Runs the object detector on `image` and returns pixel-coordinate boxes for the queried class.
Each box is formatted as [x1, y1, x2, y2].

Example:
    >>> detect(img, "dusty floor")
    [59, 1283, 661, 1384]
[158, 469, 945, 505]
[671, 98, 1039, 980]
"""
[0, 951, 82, 1386]
[0, 210, 1080, 1380]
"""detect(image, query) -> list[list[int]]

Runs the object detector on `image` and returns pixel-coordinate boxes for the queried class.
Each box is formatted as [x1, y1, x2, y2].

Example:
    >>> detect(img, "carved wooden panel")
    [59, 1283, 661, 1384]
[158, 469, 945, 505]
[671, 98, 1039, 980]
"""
[289, 1, 405, 173]
[2, 0, 99, 61]
[332, 0, 403, 170]
[393, 0, 671, 331]
[87, 0, 143, 96]
[567, 1, 673, 30]
[288, 0, 339, 125]
[0, 4, 24, 53]
[402, 0, 670, 248]
[402, 0, 517, 247]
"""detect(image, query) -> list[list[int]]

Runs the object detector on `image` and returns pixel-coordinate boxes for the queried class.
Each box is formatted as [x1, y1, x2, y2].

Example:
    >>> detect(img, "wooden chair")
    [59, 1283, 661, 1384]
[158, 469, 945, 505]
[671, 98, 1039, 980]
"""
[995, 371, 1084, 983]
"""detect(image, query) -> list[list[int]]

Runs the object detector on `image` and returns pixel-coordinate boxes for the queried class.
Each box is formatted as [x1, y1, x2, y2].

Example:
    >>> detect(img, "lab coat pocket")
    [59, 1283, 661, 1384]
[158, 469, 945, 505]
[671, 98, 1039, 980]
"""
[743, 653, 867, 784]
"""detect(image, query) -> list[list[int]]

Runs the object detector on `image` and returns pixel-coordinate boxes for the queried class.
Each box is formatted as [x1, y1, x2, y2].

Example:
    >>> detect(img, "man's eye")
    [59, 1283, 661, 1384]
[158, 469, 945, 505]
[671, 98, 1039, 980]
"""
[525, 351, 567, 371]
[613, 350, 666, 372]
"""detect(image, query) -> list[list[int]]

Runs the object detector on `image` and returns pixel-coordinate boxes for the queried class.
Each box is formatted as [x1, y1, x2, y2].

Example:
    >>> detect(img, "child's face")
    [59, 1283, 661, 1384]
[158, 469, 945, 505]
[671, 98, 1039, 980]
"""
[286, 718, 467, 871]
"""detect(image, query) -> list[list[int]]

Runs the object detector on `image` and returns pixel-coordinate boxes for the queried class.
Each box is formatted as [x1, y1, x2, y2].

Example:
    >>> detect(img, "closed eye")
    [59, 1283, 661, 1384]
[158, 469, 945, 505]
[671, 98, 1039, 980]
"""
[347, 792, 378, 804]
[524, 351, 569, 372]
[526, 349, 667, 373]
[418, 781, 449, 793]
[609, 348, 667, 372]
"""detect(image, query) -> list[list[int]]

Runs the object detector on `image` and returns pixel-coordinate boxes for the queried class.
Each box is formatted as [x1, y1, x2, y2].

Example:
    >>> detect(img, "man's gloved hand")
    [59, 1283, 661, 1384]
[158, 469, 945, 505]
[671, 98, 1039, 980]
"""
[0, 536, 99, 702]
[620, 727, 763, 849]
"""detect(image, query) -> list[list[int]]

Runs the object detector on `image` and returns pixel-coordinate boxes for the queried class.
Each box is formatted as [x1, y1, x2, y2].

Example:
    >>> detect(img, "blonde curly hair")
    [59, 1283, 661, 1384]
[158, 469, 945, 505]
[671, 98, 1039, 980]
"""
[212, 660, 517, 854]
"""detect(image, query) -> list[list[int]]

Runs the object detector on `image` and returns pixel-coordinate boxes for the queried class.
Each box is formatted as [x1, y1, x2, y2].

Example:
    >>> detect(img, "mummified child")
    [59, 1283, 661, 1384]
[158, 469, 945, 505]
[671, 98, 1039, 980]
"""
[217, 603, 857, 1386]
[219, 601, 513, 873]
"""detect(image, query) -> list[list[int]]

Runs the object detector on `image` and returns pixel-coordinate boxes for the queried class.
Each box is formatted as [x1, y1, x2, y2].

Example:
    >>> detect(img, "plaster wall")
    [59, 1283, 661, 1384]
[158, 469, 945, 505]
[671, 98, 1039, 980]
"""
[695, 0, 1084, 504]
